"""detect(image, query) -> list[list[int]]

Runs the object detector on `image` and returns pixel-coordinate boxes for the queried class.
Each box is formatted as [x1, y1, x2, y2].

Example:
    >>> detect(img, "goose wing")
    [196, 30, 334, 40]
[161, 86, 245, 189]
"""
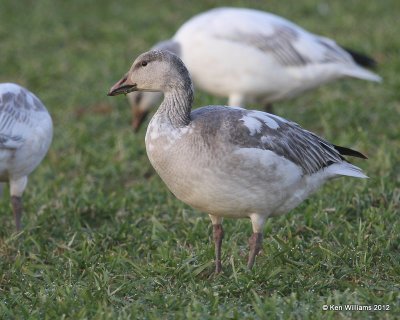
[192, 7, 354, 67]
[0, 85, 46, 149]
[192, 106, 366, 176]
[235, 109, 361, 175]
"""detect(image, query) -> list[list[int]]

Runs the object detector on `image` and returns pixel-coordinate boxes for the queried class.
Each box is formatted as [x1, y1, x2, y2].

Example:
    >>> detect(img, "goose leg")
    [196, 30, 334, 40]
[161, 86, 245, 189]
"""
[247, 232, 263, 269]
[264, 103, 274, 113]
[228, 94, 245, 108]
[213, 224, 224, 273]
[10, 176, 28, 232]
[0, 182, 4, 197]
[209, 215, 223, 273]
[248, 214, 266, 269]
[11, 196, 23, 231]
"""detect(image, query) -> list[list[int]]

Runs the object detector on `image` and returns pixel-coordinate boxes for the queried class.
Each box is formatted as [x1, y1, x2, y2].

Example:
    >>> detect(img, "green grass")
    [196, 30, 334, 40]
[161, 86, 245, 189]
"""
[0, 0, 399, 318]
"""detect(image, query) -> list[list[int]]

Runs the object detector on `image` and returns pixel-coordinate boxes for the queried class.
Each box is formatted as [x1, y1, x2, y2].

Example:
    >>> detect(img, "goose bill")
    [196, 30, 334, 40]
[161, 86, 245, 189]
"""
[108, 77, 137, 96]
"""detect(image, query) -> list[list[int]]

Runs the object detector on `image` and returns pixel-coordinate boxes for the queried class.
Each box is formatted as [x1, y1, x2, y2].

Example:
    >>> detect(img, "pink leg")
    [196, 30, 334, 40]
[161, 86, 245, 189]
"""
[213, 224, 224, 273]
[11, 196, 23, 231]
[264, 103, 274, 113]
[247, 232, 263, 269]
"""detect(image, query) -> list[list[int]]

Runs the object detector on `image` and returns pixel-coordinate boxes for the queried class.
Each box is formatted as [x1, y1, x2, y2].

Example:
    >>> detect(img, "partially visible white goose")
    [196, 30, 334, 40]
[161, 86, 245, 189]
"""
[0, 83, 53, 231]
[128, 7, 381, 131]
[109, 50, 368, 272]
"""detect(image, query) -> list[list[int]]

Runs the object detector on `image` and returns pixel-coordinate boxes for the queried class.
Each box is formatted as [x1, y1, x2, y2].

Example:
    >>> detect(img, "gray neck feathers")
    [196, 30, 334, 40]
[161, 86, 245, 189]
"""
[156, 53, 194, 128]
[158, 84, 193, 128]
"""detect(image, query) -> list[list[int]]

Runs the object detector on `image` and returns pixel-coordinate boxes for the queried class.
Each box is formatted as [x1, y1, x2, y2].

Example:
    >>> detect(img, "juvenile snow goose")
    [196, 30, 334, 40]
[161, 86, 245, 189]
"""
[108, 50, 368, 272]
[128, 7, 381, 131]
[0, 83, 53, 231]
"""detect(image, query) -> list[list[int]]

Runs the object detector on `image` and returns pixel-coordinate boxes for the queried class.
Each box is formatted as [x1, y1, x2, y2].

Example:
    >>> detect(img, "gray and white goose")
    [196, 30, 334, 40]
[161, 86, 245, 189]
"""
[127, 7, 381, 131]
[108, 50, 368, 273]
[0, 83, 53, 231]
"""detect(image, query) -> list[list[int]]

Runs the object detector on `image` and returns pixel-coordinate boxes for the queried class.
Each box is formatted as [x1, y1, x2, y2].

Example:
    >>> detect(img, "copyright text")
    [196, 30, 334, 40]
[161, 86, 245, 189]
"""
[322, 304, 390, 311]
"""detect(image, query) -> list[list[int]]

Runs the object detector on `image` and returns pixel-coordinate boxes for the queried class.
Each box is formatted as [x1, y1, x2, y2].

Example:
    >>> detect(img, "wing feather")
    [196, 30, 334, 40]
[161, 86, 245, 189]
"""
[203, 9, 355, 67]
[232, 109, 358, 175]
[191, 107, 365, 176]
[0, 133, 24, 149]
[0, 86, 44, 150]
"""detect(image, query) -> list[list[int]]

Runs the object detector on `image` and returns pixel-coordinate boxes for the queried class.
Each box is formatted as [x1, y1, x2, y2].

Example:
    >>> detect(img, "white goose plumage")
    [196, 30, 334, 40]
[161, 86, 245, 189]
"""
[0, 83, 53, 231]
[127, 7, 381, 131]
[108, 50, 368, 272]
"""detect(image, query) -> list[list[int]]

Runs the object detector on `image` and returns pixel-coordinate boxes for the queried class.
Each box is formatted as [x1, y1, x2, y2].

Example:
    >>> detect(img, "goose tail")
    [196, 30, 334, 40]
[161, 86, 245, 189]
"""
[326, 162, 368, 179]
[343, 66, 382, 82]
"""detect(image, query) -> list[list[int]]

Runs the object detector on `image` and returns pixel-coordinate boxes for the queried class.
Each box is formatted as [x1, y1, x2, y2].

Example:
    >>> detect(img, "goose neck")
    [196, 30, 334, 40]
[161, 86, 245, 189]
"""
[157, 86, 193, 128]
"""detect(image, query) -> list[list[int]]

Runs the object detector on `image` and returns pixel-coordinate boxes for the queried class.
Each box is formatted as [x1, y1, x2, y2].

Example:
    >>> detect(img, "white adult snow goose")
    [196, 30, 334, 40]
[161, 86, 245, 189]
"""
[127, 7, 381, 131]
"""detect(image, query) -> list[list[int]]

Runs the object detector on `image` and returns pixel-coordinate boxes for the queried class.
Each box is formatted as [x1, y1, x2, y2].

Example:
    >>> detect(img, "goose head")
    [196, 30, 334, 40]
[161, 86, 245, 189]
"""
[108, 50, 191, 97]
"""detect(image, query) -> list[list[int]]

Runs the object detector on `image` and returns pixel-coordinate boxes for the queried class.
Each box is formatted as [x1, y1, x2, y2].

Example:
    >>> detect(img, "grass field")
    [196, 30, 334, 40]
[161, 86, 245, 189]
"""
[0, 0, 399, 319]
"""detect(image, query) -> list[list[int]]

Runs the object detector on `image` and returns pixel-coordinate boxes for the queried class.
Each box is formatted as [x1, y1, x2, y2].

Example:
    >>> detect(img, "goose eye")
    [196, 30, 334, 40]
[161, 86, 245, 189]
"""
[141, 61, 148, 67]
